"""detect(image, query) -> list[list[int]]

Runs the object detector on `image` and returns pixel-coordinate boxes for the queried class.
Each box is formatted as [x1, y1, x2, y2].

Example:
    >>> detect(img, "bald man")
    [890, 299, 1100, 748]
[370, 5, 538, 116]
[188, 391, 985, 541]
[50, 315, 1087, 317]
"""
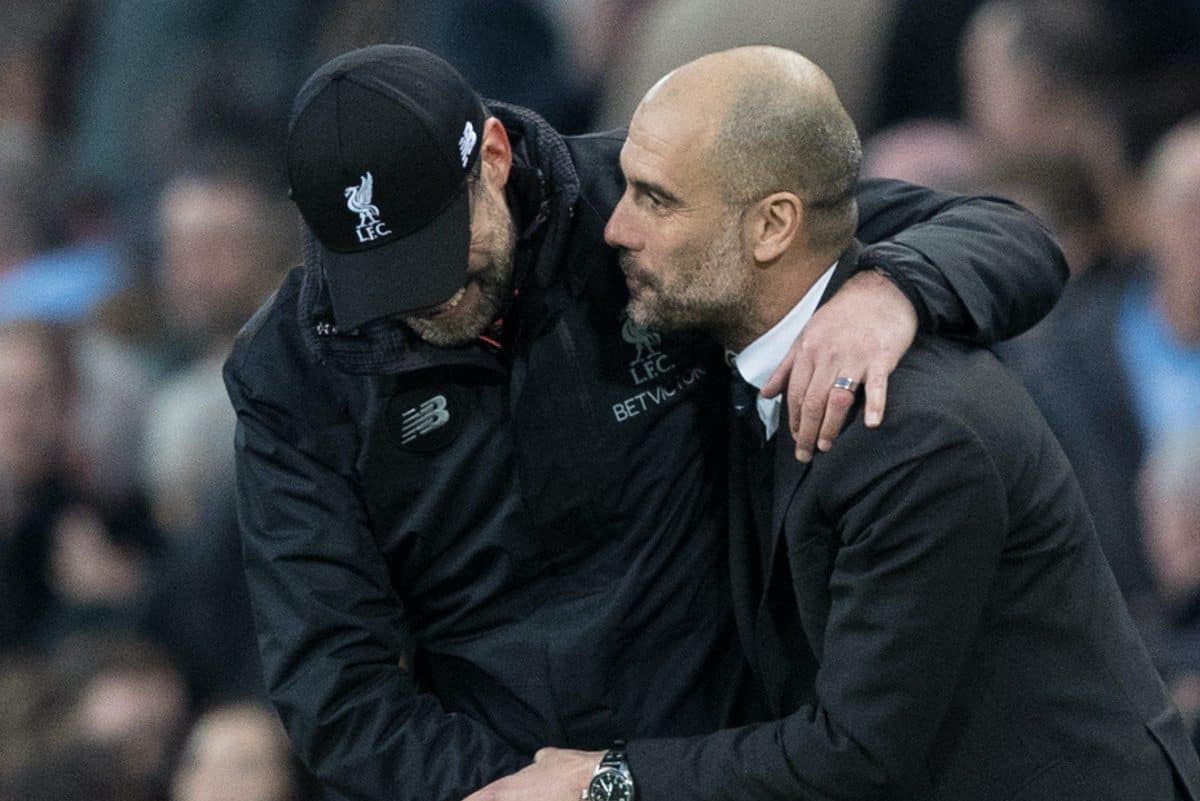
[470, 48, 1200, 801]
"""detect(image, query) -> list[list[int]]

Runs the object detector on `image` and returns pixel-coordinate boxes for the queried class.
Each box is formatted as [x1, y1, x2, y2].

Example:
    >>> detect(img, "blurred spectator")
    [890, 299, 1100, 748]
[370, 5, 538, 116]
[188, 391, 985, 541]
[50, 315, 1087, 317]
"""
[38, 495, 160, 648]
[996, 118, 1200, 635]
[0, 1, 80, 174]
[595, 0, 897, 132]
[961, 0, 1124, 159]
[0, 322, 161, 652]
[171, 702, 300, 801]
[959, 0, 1200, 252]
[1139, 428, 1200, 743]
[0, 322, 74, 652]
[861, 119, 984, 192]
[69, 320, 157, 502]
[983, 155, 1111, 277]
[140, 492, 262, 706]
[54, 635, 190, 792]
[1141, 428, 1200, 618]
[131, 162, 287, 705]
[391, 1, 591, 132]
[3, 742, 150, 801]
[874, 0, 987, 129]
[70, 0, 320, 249]
[142, 160, 292, 532]
[0, 170, 43, 276]
[1143, 118, 1200, 350]
[154, 165, 291, 361]
[0, 656, 50, 783]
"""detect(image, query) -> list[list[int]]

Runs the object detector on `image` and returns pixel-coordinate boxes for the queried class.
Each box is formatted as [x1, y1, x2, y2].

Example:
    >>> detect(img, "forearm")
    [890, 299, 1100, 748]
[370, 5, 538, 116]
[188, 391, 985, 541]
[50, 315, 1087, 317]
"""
[855, 178, 1068, 342]
[231, 395, 525, 801]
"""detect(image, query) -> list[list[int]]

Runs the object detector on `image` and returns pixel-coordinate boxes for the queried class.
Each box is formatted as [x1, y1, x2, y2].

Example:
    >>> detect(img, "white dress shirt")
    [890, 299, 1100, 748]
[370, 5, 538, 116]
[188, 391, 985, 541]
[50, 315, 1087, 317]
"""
[732, 262, 837, 440]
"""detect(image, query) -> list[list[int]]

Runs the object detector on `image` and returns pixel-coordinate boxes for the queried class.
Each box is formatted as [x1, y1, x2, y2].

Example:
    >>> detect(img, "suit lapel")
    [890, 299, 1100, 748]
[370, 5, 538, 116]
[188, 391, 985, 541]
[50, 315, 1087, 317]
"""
[757, 241, 863, 599]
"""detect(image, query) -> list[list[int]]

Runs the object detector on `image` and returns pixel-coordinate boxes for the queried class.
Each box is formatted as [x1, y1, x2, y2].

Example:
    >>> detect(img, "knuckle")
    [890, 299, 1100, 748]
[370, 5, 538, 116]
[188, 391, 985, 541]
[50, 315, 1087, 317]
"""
[801, 397, 826, 417]
[798, 336, 824, 356]
[829, 392, 854, 410]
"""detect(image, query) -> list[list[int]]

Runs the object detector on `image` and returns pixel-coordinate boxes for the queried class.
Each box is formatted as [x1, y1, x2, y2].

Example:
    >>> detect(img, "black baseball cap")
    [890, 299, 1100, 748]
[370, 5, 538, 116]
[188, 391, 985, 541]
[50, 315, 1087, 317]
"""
[287, 45, 487, 329]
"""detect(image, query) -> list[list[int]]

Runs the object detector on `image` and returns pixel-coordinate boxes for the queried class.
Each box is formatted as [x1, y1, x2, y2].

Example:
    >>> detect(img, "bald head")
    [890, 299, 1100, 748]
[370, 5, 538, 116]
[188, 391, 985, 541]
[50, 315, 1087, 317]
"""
[638, 47, 862, 255]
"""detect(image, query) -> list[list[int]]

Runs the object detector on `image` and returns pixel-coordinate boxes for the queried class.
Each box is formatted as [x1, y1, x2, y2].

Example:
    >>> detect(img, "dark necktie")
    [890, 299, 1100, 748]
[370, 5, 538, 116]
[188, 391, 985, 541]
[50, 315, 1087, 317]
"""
[730, 369, 775, 573]
[730, 370, 767, 447]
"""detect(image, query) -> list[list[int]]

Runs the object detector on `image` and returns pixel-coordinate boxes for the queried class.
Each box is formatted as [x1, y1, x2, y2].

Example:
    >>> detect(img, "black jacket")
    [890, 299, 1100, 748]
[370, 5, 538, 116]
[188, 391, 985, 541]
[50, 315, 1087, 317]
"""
[224, 103, 1068, 801]
[627, 248, 1200, 801]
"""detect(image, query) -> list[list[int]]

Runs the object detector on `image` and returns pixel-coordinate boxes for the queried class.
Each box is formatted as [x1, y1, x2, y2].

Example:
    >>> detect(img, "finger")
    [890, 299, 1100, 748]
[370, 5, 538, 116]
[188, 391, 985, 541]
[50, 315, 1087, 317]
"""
[784, 351, 817, 427]
[863, 366, 889, 428]
[791, 364, 836, 461]
[761, 347, 800, 399]
[816, 378, 859, 452]
[534, 748, 551, 763]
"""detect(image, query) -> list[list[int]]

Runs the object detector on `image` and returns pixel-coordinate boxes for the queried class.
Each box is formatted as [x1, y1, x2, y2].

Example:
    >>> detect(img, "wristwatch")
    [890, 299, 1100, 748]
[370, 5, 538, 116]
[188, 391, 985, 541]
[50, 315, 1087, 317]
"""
[583, 741, 636, 801]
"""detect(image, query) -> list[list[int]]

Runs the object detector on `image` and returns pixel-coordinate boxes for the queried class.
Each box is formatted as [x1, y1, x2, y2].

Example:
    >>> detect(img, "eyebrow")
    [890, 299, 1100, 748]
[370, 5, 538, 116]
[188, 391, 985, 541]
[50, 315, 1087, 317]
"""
[629, 178, 681, 206]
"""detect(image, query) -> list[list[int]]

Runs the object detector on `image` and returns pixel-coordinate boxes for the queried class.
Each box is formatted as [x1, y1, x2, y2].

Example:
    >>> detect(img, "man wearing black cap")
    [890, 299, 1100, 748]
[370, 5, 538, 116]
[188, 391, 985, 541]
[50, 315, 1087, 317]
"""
[224, 45, 1067, 801]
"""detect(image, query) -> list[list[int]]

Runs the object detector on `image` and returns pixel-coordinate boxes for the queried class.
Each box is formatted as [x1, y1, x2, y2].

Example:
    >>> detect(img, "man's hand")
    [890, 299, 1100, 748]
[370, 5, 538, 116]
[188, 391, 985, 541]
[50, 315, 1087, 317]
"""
[462, 748, 604, 801]
[761, 270, 917, 461]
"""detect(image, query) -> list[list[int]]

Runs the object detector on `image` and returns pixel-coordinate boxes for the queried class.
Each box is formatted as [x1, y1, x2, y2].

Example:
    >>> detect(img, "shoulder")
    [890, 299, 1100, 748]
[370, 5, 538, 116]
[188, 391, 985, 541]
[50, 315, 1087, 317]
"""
[820, 337, 1050, 498]
[563, 129, 627, 221]
[223, 267, 336, 416]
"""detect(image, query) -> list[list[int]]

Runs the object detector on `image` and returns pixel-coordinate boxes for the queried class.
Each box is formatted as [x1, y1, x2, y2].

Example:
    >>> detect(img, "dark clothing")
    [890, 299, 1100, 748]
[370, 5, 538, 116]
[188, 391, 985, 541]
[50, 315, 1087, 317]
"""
[996, 265, 1152, 601]
[627, 249, 1200, 801]
[225, 103, 1068, 801]
[140, 487, 263, 705]
[0, 478, 65, 653]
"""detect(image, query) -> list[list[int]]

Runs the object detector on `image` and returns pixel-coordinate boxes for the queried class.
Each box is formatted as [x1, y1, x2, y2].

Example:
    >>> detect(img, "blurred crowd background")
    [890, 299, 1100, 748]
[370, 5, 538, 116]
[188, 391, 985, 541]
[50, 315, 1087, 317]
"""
[0, 1, 1198, 798]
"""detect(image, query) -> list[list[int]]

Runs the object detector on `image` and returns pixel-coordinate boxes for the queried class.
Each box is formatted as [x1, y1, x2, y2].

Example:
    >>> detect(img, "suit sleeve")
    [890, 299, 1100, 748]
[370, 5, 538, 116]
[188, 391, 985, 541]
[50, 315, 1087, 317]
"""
[852, 177, 1068, 343]
[626, 405, 1009, 801]
[225, 363, 526, 801]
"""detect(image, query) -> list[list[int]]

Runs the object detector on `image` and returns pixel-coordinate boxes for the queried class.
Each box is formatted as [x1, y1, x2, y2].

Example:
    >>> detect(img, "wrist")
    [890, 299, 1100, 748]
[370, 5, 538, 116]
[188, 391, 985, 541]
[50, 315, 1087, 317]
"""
[857, 260, 929, 332]
[584, 741, 636, 801]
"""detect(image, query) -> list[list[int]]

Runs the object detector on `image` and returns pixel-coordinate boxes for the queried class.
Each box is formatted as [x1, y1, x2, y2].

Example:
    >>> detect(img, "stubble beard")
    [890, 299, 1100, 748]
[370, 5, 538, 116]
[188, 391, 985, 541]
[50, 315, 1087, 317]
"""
[623, 219, 756, 346]
[402, 194, 517, 347]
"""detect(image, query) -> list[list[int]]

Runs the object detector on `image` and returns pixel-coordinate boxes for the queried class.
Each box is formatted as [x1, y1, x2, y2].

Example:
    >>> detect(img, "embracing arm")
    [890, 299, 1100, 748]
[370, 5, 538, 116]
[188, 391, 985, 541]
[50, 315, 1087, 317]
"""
[854, 176, 1068, 342]
[226, 366, 526, 801]
[767, 178, 1067, 459]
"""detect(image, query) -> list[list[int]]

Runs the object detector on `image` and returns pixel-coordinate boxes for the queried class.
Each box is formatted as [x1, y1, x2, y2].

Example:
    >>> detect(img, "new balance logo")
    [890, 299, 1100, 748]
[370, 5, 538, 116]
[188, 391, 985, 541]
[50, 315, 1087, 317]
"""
[400, 395, 451, 444]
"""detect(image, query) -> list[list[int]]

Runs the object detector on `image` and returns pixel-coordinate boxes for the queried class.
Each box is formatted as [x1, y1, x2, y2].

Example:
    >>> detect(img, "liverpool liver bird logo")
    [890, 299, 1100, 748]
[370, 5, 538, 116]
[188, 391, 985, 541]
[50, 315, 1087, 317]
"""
[344, 172, 381, 227]
[344, 172, 390, 242]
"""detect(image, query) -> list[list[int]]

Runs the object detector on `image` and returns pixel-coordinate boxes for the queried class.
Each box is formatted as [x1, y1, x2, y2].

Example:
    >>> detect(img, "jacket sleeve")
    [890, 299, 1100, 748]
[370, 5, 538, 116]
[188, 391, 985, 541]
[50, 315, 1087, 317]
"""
[625, 404, 1008, 801]
[225, 363, 527, 801]
[853, 177, 1068, 343]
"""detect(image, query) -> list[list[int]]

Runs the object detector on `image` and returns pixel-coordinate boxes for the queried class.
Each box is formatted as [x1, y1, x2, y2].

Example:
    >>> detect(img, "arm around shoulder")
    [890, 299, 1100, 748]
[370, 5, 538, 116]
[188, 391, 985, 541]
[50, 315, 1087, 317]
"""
[854, 177, 1068, 342]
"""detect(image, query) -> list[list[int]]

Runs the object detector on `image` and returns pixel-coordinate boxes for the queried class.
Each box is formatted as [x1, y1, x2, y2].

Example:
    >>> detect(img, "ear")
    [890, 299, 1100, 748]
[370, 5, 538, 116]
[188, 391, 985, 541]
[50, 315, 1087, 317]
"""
[480, 117, 513, 189]
[746, 192, 803, 264]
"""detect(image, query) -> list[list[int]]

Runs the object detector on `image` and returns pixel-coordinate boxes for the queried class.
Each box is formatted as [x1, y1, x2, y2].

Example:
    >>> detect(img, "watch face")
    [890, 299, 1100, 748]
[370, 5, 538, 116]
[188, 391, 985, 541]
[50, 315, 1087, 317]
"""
[587, 769, 633, 801]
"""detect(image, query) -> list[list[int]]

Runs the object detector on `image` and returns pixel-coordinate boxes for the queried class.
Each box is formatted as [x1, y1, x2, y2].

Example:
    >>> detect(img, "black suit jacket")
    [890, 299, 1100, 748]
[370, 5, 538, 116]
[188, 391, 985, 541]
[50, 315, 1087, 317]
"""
[628, 247, 1200, 801]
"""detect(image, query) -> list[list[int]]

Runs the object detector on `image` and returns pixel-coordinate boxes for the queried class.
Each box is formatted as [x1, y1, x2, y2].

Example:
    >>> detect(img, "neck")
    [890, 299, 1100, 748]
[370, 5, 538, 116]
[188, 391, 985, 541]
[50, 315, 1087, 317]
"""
[722, 248, 837, 351]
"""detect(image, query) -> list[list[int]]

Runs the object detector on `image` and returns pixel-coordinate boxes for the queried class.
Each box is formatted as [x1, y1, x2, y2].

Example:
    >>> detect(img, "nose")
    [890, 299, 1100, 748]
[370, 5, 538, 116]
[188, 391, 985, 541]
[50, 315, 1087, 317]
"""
[604, 193, 641, 251]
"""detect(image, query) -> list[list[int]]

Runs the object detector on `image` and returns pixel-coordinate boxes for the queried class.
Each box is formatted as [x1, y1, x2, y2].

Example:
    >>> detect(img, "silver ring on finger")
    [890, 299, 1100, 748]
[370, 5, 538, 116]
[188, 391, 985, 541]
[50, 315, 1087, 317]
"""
[832, 376, 859, 393]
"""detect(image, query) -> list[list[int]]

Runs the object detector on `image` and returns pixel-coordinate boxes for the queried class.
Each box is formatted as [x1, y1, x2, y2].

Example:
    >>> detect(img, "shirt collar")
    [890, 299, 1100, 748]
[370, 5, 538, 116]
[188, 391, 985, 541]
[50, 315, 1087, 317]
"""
[733, 261, 838, 438]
